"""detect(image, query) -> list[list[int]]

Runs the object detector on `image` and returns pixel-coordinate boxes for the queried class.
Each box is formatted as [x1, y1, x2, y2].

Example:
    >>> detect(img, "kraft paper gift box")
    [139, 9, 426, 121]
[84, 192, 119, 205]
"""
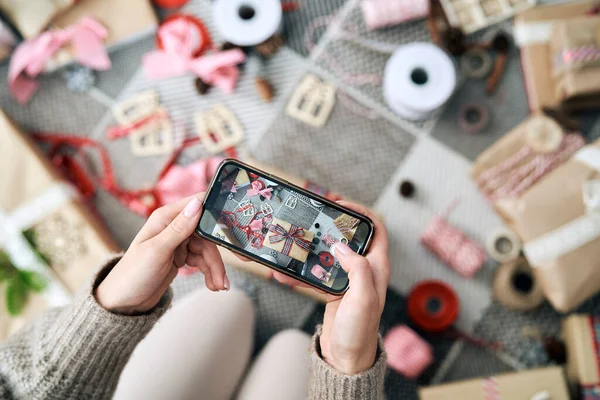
[507, 139, 600, 311]
[550, 16, 600, 112]
[0, 110, 120, 340]
[262, 218, 314, 263]
[515, 0, 598, 111]
[418, 367, 570, 400]
[471, 115, 584, 228]
[0, 0, 76, 38]
[563, 314, 600, 398]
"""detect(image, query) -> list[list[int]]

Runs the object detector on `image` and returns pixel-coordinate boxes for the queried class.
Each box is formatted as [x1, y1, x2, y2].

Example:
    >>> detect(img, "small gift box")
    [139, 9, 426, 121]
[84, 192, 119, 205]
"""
[515, 1, 598, 111]
[507, 139, 600, 311]
[563, 314, 600, 397]
[550, 16, 600, 112]
[418, 367, 570, 399]
[262, 218, 314, 263]
[0, 110, 120, 340]
[472, 115, 585, 228]
[0, 0, 76, 38]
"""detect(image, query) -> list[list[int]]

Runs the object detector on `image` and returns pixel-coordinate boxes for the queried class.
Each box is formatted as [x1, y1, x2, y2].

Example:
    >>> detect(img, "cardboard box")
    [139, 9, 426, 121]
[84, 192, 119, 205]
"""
[0, 110, 120, 340]
[419, 367, 570, 400]
[515, 0, 598, 111]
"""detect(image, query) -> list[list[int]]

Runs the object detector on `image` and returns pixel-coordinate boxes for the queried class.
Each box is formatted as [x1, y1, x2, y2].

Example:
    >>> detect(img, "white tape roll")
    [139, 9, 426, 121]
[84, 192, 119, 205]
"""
[213, 0, 282, 47]
[383, 43, 456, 121]
[486, 228, 522, 263]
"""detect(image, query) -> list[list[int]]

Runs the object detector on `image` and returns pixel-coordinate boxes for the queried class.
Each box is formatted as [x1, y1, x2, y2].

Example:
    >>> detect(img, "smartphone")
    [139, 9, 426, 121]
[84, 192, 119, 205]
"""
[196, 159, 375, 295]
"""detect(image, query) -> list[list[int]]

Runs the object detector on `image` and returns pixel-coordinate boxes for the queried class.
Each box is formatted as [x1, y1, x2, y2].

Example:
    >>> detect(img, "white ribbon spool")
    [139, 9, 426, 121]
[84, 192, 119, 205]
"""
[0, 183, 76, 308]
[383, 43, 456, 121]
[212, 0, 282, 47]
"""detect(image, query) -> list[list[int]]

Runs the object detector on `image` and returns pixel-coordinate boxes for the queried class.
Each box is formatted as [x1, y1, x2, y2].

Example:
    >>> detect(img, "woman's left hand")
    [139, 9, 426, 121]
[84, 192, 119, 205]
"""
[96, 193, 229, 315]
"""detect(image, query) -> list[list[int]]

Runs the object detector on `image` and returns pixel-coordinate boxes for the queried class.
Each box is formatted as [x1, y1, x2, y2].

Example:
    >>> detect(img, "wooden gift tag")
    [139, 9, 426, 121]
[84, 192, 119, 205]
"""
[129, 108, 174, 156]
[113, 90, 159, 125]
[286, 74, 336, 128]
[195, 104, 244, 154]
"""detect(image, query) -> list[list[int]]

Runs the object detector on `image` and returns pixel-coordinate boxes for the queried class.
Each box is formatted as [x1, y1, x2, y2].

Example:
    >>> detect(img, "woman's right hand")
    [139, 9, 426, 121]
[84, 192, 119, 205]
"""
[273, 201, 390, 375]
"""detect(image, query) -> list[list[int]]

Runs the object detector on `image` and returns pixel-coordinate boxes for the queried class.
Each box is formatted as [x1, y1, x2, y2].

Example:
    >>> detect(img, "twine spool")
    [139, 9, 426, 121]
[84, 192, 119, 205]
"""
[493, 258, 545, 311]
[407, 280, 459, 332]
[485, 228, 521, 263]
[361, 0, 429, 30]
[383, 325, 433, 378]
[458, 103, 490, 135]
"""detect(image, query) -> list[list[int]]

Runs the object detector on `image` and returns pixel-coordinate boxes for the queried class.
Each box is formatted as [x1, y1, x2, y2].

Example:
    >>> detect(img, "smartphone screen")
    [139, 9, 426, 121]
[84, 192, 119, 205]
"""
[197, 160, 374, 294]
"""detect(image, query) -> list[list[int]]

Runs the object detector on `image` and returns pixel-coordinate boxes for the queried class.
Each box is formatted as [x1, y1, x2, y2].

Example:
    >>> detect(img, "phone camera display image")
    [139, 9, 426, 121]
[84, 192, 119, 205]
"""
[197, 161, 373, 293]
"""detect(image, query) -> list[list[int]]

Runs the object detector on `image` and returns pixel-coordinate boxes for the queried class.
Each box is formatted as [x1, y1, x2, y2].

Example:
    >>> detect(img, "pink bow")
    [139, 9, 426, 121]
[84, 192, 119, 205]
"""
[247, 181, 273, 200]
[9, 17, 111, 104]
[155, 157, 224, 205]
[249, 215, 273, 231]
[142, 18, 245, 94]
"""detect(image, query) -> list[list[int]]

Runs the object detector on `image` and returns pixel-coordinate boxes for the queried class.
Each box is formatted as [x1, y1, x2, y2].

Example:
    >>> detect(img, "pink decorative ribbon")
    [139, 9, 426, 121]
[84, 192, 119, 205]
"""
[155, 157, 224, 205]
[9, 17, 111, 104]
[555, 44, 600, 71]
[249, 215, 273, 231]
[268, 223, 312, 256]
[247, 181, 273, 200]
[142, 18, 245, 93]
[477, 134, 584, 201]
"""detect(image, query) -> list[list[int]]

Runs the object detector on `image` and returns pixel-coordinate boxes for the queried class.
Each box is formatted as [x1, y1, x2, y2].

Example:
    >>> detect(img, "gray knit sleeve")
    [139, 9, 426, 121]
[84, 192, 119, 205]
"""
[0, 255, 172, 400]
[309, 325, 387, 400]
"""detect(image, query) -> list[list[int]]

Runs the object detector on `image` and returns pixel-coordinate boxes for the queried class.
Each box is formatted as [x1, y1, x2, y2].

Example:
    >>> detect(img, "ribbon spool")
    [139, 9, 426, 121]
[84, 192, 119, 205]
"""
[485, 228, 521, 263]
[212, 0, 282, 47]
[156, 14, 212, 57]
[460, 48, 493, 79]
[493, 258, 545, 311]
[407, 280, 459, 332]
[457, 103, 490, 134]
[383, 43, 456, 121]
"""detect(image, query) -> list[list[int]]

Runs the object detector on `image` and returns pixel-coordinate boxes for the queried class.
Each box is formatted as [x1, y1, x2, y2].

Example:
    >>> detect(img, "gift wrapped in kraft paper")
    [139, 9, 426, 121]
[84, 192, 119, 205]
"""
[471, 114, 585, 228]
[515, 0, 598, 111]
[514, 139, 600, 311]
[418, 367, 570, 400]
[551, 16, 600, 112]
[563, 314, 600, 398]
[0, 110, 120, 341]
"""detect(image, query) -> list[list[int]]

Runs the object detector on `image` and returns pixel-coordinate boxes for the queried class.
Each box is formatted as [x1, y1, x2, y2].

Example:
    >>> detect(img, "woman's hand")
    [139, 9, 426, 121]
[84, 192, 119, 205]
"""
[272, 201, 390, 375]
[96, 194, 229, 315]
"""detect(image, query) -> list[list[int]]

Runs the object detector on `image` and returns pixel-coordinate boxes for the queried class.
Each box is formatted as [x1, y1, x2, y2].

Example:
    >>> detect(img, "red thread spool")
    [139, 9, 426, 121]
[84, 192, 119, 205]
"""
[156, 14, 212, 57]
[407, 280, 459, 332]
[319, 251, 335, 267]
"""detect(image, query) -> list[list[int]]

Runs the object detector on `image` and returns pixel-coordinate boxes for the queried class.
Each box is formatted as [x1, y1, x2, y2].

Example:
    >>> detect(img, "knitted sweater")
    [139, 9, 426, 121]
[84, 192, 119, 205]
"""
[0, 257, 387, 400]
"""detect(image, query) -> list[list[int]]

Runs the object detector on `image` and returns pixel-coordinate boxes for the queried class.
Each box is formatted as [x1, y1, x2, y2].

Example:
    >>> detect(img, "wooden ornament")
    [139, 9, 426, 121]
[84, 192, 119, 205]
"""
[113, 90, 159, 124]
[129, 108, 174, 156]
[286, 74, 336, 128]
[195, 104, 244, 154]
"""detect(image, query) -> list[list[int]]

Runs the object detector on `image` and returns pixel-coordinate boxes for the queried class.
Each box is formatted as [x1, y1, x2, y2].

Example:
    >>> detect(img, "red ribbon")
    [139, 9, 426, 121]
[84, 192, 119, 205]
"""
[268, 223, 311, 256]
[221, 210, 264, 248]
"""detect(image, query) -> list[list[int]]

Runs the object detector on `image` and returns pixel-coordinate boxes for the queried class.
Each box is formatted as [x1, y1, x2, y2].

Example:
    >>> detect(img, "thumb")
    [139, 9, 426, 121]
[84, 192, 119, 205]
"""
[151, 197, 203, 252]
[332, 242, 374, 293]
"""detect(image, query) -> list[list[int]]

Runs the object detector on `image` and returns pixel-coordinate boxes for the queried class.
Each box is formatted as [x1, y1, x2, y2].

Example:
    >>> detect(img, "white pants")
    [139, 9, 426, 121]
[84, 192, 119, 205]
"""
[114, 289, 311, 400]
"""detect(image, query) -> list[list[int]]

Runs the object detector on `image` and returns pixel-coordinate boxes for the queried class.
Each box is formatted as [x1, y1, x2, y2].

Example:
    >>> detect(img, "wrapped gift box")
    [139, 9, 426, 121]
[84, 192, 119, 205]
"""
[263, 218, 314, 263]
[515, 0, 598, 111]
[0, 0, 76, 38]
[563, 314, 600, 398]
[418, 367, 570, 399]
[0, 110, 120, 340]
[550, 16, 600, 112]
[471, 115, 585, 228]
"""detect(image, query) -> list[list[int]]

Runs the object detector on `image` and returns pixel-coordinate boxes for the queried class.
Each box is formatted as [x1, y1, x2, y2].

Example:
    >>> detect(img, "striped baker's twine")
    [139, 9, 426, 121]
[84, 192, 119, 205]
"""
[483, 377, 500, 400]
[554, 45, 600, 70]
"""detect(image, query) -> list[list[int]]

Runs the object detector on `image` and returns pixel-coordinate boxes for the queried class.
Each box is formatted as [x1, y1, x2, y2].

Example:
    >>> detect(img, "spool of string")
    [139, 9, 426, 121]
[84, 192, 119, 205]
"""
[493, 258, 545, 311]
[383, 325, 433, 379]
[407, 280, 502, 351]
[361, 0, 429, 30]
[420, 202, 486, 278]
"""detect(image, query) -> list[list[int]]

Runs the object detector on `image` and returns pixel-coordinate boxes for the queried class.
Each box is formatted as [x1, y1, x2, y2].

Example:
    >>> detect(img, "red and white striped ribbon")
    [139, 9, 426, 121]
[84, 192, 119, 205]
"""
[483, 377, 500, 400]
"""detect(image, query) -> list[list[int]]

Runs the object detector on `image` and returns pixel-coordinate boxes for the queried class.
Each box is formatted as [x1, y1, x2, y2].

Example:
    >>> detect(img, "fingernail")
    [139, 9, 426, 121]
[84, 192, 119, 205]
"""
[183, 197, 202, 217]
[224, 275, 230, 291]
[332, 242, 351, 257]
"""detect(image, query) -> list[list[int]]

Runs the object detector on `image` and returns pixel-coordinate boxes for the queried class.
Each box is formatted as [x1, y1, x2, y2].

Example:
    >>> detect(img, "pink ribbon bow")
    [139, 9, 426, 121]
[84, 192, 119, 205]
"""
[155, 157, 224, 205]
[249, 215, 273, 231]
[247, 181, 273, 200]
[142, 18, 245, 93]
[9, 17, 111, 104]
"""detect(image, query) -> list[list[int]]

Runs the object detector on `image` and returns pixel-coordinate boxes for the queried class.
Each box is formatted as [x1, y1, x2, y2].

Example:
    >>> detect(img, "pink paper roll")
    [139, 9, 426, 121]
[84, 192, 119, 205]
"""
[361, 0, 429, 30]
